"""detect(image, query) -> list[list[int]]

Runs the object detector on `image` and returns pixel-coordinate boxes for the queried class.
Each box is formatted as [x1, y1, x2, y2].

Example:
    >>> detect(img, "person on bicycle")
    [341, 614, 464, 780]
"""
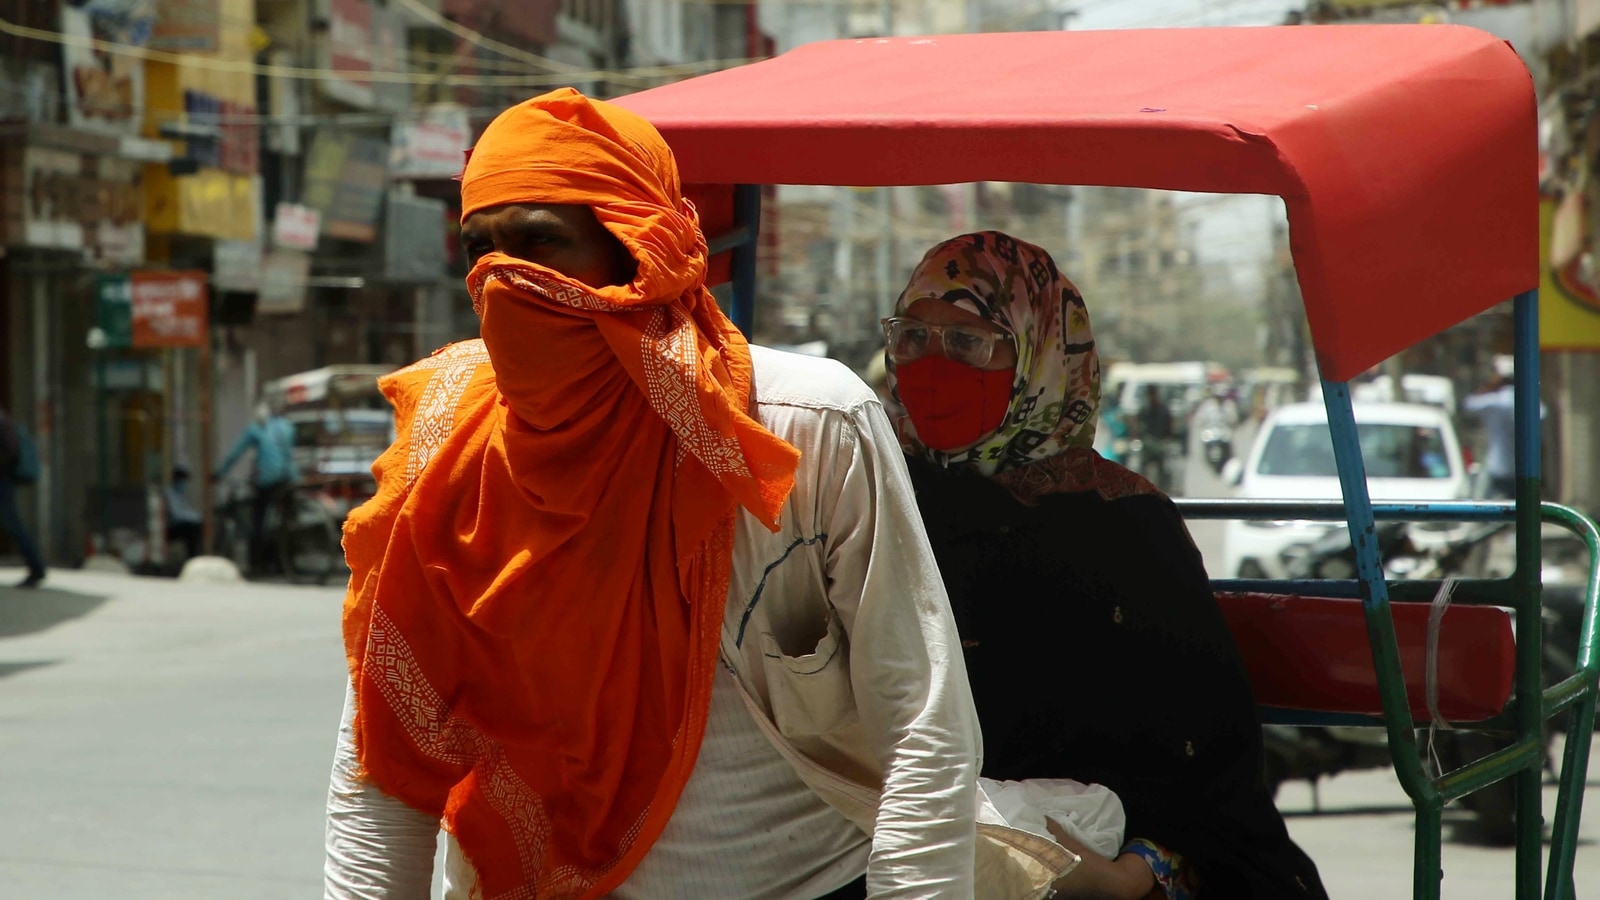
[889, 231, 1328, 899]
[326, 89, 985, 900]
[214, 399, 299, 568]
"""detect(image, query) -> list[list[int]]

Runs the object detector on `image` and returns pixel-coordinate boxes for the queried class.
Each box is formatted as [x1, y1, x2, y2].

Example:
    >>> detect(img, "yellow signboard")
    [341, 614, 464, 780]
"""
[1540, 197, 1600, 350]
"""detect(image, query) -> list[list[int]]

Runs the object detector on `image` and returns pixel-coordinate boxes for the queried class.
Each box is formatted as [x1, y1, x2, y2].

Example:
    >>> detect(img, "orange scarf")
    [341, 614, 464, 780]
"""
[341, 89, 799, 899]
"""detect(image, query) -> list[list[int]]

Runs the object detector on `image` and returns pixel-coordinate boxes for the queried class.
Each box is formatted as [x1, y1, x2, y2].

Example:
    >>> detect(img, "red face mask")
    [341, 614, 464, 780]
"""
[893, 356, 1015, 452]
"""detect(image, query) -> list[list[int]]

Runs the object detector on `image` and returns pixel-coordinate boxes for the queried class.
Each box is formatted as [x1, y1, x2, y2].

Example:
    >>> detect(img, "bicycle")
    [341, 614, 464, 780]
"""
[214, 481, 343, 585]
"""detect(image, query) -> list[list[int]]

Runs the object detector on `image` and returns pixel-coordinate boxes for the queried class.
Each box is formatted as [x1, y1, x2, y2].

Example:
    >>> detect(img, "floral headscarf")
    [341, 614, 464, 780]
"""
[889, 231, 1100, 475]
[890, 231, 1159, 504]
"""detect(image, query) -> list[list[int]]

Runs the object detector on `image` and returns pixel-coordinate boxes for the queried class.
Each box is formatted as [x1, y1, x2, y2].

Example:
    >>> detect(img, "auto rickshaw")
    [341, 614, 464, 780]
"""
[616, 24, 1600, 900]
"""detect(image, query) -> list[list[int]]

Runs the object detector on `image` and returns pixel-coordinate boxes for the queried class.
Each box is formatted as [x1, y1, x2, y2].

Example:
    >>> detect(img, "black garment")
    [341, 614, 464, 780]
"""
[1137, 400, 1174, 442]
[908, 457, 1327, 899]
[0, 477, 46, 581]
[0, 413, 17, 476]
[167, 520, 203, 562]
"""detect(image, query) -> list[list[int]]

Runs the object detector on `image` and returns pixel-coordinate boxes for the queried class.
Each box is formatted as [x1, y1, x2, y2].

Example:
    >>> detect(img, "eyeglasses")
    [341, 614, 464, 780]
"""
[881, 317, 1015, 368]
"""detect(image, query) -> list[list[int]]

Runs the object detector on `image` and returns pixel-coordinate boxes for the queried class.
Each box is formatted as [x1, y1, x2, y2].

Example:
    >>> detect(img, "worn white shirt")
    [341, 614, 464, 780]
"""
[325, 345, 980, 900]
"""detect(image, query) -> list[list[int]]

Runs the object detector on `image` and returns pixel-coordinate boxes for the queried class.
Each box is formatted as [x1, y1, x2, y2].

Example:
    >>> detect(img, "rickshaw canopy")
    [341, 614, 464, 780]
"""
[616, 25, 1537, 383]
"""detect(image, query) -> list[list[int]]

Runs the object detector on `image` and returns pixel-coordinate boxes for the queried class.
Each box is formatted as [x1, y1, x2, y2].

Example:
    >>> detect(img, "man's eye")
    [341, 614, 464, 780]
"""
[516, 232, 558, 248]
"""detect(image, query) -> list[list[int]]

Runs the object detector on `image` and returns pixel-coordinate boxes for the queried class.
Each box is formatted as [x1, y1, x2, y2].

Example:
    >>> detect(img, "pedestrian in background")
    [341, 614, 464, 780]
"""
[164, 465, 204, 563]
[326, 89, 985, 899]
[0, 405, 46, 588]
[1462, 355, 1541, 500]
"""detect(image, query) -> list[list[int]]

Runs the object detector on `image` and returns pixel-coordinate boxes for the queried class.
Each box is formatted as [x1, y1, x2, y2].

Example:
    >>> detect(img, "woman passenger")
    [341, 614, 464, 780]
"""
[887, 232, 1329, 899]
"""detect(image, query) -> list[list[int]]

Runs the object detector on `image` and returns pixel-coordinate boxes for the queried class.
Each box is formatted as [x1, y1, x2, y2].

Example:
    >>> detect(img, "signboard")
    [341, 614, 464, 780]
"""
[383, 192, 448, 282]
[273, 202, 321, 250]
[390, 105, 473, 179]
[1540, 196, 1600, 350]
[19, 148, 144, 263]
[258, 250, 311, 314]
[370, 4, 408, 114]
[96, 274, 134, 349]
[61, 4, 149, 135]
[130, 271, 209, 348]
[302, 131, 388, 242]
[213, 239, 262, 293]
[149, 0, 220, 51]
[183, 90, 259, 174]
[324, 0, 374, 108]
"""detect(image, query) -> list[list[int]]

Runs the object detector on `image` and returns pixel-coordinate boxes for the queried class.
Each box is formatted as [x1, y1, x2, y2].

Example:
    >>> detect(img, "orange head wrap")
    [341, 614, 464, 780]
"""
[342, 88, 798, 899]
[460, 87, 709, 319]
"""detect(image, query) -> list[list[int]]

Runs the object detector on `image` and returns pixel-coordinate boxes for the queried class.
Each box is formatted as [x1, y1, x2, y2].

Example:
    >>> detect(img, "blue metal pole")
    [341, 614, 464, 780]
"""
[1509, 289, 1543, 900]
[1321, 378, 1441, 899]
[729, 184, 762, 336]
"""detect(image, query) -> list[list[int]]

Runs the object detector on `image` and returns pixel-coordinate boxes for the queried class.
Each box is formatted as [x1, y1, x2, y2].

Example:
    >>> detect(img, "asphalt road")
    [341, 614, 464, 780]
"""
[1, 446, 1596, 900]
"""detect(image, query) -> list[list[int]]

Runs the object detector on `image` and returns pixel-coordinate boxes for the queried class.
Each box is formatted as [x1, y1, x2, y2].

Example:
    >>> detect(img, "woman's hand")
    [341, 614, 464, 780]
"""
[1045, 819, 1159, 900]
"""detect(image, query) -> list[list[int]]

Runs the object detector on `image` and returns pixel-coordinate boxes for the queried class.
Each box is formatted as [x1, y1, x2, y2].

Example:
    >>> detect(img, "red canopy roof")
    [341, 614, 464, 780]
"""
[616, 26, 1536, 382]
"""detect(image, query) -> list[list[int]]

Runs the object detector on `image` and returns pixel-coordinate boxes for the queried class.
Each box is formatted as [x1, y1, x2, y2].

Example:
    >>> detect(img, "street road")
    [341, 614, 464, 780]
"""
[0, 432, 1595, 899]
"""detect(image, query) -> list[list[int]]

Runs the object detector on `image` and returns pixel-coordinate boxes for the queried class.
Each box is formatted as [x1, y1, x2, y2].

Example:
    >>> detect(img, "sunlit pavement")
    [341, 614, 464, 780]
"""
[1, 493, 1598, 898]
[0, 569, 345, 898]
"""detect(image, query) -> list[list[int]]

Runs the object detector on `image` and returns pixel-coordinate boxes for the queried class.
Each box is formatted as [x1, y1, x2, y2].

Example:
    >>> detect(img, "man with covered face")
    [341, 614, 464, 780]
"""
[324, 89, 983, 899]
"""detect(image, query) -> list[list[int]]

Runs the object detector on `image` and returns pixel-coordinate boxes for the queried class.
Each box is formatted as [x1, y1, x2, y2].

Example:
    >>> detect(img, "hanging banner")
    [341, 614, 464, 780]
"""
[323, 0, 375, 108]
[1539, 196, 1600, 350]
[61, 4, 150, 135]
[131, 270, 209, 347]
[273, 202, 321, 250]
[302, 131, 388, 242]
[149, 0, 220, 51]
[390, 105, 472, 179]
[258, 249, 311, 314]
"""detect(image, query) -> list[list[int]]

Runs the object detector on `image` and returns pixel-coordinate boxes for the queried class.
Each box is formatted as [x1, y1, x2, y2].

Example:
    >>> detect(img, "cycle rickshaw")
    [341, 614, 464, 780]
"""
[616, 24, 1600, 900]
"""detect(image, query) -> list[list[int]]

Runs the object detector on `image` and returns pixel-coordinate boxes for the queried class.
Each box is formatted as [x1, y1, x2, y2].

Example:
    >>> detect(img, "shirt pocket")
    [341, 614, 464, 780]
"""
[758, 607, 858, 737]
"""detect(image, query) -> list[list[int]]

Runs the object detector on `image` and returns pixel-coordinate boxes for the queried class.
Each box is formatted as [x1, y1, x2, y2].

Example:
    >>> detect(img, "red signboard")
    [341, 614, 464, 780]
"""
[131, 270, 208, 348]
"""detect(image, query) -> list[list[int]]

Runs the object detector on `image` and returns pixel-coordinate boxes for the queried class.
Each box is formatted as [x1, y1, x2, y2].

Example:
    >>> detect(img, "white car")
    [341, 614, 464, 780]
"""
[1221, 401, 1469, 579]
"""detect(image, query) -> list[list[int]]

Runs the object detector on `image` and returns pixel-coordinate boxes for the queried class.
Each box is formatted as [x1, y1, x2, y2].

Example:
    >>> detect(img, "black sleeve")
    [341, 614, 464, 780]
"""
[0, 417, 17, 474]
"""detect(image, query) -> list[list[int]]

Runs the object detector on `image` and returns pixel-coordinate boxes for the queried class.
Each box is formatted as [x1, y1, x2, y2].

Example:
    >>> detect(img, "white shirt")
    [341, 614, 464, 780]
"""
[325, 345, 980, 899]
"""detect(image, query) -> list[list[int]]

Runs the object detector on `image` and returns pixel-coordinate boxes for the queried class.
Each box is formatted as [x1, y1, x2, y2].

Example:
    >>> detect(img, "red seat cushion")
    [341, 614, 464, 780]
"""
[1216, 592, 1516, 722]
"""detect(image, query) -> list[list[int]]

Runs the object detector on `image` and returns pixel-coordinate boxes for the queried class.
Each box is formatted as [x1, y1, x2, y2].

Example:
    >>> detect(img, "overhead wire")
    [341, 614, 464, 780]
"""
[0, 12, 761, 89]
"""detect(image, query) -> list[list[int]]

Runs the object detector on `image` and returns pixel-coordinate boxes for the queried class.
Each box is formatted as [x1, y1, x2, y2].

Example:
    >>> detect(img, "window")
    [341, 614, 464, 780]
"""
[1256, 423, 1451, 479]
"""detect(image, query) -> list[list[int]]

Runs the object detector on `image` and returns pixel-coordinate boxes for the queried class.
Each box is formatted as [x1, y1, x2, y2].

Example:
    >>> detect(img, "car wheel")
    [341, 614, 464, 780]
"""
[1238, 559, 1268, 579]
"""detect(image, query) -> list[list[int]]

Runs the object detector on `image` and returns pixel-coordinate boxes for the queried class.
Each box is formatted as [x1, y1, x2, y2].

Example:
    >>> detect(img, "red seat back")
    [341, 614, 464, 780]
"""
[1215, 592, 1516, 722]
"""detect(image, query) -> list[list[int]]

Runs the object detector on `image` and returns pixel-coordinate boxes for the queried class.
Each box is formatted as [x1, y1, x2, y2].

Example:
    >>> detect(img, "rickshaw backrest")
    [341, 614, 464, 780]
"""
[1216, 591, 1516, 722]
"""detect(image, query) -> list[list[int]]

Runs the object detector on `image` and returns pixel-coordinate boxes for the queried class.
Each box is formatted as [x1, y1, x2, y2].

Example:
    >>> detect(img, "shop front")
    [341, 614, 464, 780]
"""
[0, 125, 149, 568]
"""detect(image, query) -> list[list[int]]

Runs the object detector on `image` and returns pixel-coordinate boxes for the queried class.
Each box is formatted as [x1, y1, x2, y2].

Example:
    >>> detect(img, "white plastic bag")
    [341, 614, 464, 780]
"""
[978, 777, 1126, 859]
